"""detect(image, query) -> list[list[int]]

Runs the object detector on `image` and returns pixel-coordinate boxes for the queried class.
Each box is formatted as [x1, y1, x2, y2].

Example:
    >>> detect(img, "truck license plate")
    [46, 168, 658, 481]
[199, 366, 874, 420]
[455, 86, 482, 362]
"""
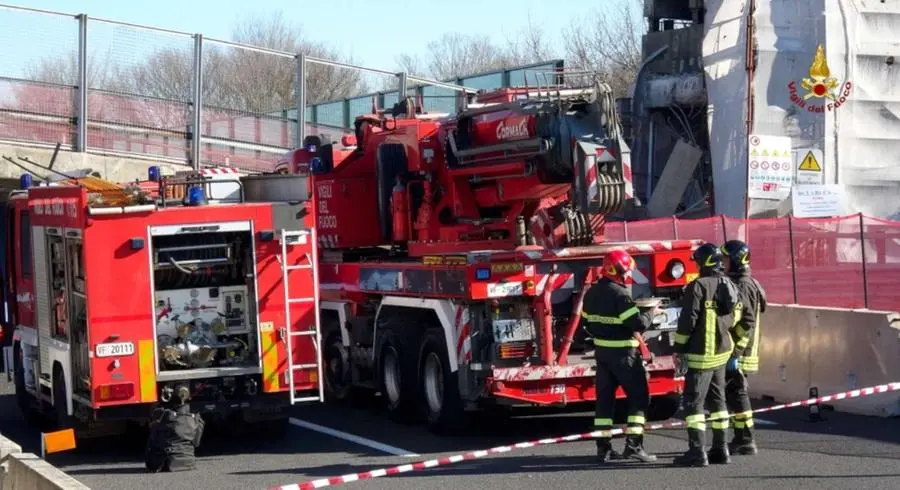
[95, 342, 135, 358]
[486, 282, 523, 298]
[492, 319, 535, 343]
[653, 307, 682, 330]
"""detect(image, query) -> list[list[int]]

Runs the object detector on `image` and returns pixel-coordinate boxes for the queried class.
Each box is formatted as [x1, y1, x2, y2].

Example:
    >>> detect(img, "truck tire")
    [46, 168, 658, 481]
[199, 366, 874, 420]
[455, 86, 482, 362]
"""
[648, 393, 681, 421]
[417, 329, 466, 433]
[378, 329, 417, 422]
[323, 334, 353, 403]
[12, 342, 41, 427]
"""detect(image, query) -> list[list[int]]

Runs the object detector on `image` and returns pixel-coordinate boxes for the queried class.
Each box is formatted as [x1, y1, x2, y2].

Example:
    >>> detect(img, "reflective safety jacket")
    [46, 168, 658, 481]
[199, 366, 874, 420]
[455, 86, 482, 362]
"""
[729, 272, 767, 373]
[580, 278, 653, 350]
[674, 273, 736, 370]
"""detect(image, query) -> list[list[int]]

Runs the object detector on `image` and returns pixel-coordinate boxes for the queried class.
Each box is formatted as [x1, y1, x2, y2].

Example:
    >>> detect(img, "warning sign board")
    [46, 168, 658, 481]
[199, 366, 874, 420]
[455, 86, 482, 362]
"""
[748, 134, 793, 200]
[794, 148, 824, 184]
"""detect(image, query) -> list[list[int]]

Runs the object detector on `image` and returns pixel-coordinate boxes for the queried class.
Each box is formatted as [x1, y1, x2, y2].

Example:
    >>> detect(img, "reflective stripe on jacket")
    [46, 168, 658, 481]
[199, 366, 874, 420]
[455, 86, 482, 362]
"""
[730, 273, 767, 373]
[580, 278, 652, 349]
[673, 273, 735, 369]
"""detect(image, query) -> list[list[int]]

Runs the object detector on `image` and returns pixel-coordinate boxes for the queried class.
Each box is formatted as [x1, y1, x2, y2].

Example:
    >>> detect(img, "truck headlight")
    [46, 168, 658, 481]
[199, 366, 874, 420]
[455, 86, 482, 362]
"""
[667, 260, 685, 280]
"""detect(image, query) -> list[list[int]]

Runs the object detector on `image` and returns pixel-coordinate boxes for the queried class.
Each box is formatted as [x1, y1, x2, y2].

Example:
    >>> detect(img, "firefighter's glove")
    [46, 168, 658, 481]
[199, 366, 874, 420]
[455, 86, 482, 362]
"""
[726, 356, 739, 372]
[673, 354, 688, 377]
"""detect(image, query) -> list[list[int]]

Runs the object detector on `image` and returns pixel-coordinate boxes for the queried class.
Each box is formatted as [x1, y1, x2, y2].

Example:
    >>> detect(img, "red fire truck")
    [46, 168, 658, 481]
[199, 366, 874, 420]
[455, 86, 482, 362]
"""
[2, 172, 323, 438]
[291, 79, 702, 432]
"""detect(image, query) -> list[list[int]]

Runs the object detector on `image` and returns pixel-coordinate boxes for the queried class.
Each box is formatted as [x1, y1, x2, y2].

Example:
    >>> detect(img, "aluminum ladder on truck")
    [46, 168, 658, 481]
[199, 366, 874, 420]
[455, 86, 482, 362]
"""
[278, 228, 324, 404]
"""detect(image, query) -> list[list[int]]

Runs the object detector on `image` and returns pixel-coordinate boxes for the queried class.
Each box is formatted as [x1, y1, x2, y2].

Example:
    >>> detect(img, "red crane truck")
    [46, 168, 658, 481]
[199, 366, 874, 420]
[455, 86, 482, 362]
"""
[291, 78, 702, 432]
[2, 171, 323, 438]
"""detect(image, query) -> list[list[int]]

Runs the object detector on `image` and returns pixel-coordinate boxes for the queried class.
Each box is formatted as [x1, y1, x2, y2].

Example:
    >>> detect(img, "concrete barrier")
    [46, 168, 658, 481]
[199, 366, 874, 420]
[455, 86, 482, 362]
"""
[0, 142, 183, 184]
[0, 434, 89, 490]
[751, 304, 900, 417]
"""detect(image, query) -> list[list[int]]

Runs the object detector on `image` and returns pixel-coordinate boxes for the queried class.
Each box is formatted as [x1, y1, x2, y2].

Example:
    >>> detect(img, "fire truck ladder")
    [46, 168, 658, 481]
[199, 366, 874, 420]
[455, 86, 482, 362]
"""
[279, 228, 324, 404]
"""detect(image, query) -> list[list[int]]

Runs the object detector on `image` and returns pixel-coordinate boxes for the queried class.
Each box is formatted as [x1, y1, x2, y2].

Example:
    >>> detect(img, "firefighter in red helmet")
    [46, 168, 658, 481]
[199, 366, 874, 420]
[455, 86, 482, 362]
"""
[581, 249, 660, 463]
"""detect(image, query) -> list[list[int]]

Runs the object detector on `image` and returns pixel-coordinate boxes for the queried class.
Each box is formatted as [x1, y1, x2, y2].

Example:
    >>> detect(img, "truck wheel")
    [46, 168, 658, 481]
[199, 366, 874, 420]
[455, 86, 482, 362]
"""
[648, 394, 681, 421]
[53, 368, 73, 429]
[418, 329, 466, 433]
[323, 334, 352, 402]
[12, 342, 40, 427]
[378, 330, 416, 422]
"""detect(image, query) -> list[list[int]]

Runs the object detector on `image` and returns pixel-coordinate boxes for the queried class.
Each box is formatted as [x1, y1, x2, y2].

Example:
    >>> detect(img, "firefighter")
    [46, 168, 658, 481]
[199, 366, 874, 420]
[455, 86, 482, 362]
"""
[145, 385, 205, 472]
[672, 243, 738, 467]
[581, 249, 660, 464]
[721, 239, 767, 456]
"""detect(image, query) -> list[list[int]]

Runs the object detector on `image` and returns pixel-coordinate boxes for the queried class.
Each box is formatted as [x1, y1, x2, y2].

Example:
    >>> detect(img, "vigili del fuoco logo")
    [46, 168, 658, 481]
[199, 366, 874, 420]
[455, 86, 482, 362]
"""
[787, 44, 853, 113]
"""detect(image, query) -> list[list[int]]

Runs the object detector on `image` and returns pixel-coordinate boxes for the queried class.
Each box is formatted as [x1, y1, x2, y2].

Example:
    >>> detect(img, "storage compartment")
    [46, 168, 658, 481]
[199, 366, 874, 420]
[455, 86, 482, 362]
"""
[150, 227, 259, 373]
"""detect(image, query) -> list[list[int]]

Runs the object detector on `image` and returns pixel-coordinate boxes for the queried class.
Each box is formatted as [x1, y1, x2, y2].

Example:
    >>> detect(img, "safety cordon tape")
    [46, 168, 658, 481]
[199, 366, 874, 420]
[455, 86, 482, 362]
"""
[273, 382, 900, 490]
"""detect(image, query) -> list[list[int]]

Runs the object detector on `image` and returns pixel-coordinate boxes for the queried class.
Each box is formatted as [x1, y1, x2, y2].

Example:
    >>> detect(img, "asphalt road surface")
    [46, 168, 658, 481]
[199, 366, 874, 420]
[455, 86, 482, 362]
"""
[1, 375, 899, 490]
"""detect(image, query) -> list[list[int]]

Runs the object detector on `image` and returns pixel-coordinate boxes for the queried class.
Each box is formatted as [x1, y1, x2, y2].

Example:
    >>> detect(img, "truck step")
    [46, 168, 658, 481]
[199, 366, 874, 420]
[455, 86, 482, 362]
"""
[284, 264, 312, 271]
[291, 364, 319, 370]
[291, 396, 321, 402]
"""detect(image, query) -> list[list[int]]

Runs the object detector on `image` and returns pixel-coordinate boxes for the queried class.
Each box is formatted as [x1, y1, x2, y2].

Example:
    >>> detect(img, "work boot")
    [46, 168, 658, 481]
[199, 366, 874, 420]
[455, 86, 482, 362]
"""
[729, 428, 758, 455]
[596, 440, 620, 464]
[673, 429, 709, 467]
[707, 429, 731, 464]
[622, 435, 657, 462]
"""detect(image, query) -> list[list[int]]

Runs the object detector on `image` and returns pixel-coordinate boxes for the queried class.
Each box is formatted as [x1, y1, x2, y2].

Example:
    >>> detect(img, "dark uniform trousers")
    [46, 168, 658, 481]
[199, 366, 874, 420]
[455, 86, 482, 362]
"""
[593, 346, 649, 447]
[580, 277, 653, 451]
[674, 273, 738, 459]
[725, 369, 754, 439]
[726, 272, 766, 443]
[684, 366, 729, 450]
[145, 404, 205, 472]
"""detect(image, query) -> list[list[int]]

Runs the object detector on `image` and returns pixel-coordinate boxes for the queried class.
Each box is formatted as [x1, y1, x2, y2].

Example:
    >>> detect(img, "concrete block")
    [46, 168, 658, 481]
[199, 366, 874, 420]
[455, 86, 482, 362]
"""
[4, 453, 90, 490]
[0, 143, 184, 184]
[751, 304, 900, 417]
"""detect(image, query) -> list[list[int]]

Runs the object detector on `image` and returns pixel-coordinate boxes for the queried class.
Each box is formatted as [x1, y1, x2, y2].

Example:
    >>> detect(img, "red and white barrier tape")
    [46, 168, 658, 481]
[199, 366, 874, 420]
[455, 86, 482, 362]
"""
[274, 382, 900, 490]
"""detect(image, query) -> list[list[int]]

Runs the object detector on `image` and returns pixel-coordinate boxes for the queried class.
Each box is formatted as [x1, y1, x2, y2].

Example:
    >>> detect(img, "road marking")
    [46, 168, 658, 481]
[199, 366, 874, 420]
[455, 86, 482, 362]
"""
[288, 417, 420, 458]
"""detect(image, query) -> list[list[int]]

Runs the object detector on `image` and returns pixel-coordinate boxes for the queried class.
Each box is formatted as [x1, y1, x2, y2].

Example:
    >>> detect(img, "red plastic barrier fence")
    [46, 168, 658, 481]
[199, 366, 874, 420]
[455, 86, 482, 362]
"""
[605, 213, 900, 311]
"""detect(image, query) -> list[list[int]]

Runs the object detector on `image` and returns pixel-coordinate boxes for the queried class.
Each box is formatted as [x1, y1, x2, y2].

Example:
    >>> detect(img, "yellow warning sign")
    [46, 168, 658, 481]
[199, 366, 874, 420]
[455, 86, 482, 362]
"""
[798, 151, 822, 171]
[761, 149, 769, 157]
[751, 148, 759, 157]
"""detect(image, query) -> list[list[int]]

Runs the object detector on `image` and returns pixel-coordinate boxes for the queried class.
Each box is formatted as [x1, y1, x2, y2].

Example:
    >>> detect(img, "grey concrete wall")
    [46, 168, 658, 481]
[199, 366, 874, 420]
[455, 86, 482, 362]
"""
[0, 143, 185, 184]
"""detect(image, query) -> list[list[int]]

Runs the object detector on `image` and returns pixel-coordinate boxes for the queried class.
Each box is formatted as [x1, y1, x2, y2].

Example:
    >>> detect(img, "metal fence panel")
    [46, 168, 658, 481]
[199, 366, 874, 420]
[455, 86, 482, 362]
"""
[0, 4, 566, 171]
[84, 18, 193, 161]
[0, 7, 78, 148]
[199, 38, 296, 172]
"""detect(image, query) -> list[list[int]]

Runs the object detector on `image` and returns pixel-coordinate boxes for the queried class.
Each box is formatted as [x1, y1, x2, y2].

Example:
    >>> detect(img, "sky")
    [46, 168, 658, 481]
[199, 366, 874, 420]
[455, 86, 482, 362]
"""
[0, 0, 620, 82]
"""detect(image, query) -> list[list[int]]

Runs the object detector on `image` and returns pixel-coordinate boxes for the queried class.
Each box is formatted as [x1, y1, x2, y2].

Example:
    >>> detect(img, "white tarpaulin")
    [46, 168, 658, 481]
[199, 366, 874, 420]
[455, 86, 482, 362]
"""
[703, 0, 900, 218]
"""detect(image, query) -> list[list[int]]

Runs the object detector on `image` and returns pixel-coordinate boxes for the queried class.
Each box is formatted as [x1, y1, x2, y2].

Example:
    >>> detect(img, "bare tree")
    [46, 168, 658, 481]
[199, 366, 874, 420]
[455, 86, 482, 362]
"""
[502, 16, 557, 67]
[561, 0, 645, 96]
[22, 11, 369, 115]
[25, 51, 126, 91]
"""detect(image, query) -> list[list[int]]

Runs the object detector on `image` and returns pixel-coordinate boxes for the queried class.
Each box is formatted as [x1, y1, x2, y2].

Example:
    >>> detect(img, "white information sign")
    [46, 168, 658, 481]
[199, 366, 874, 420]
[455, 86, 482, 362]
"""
[748, 134, 793, 200]
[794, 148, 825, 185]
[792, 184, 847, 218]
